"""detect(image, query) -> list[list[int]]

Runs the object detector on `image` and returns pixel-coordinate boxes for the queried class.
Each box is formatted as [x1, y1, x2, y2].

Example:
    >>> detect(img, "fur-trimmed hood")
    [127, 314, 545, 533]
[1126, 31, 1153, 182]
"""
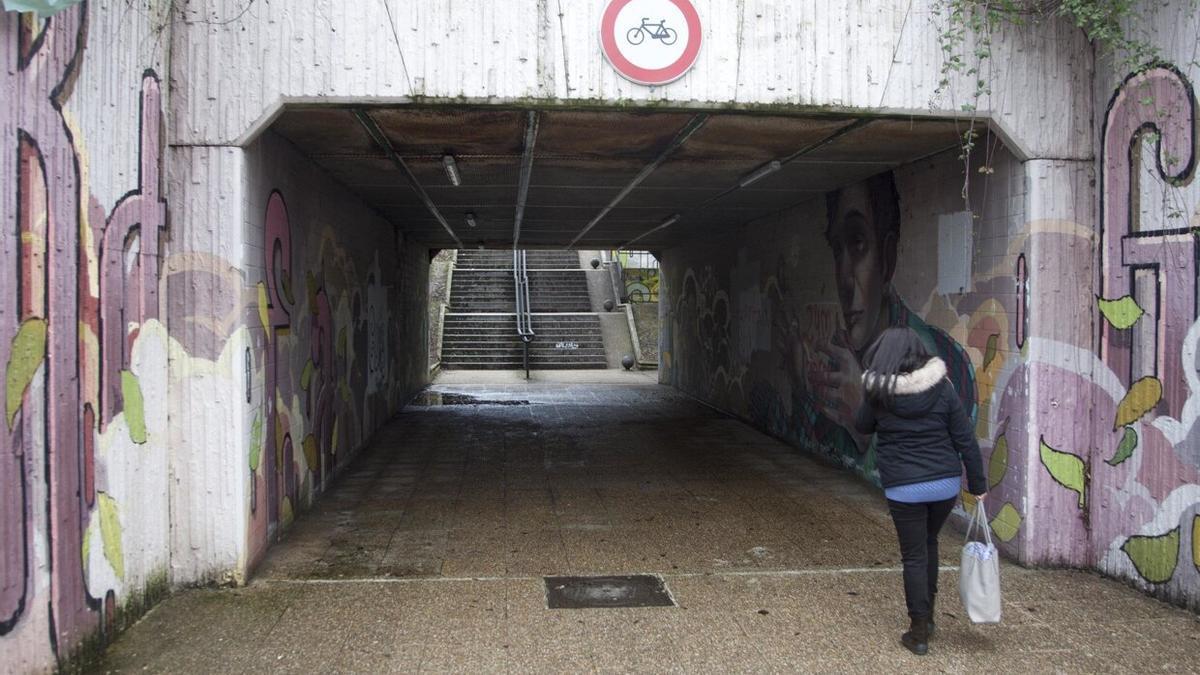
[862, 357, 947, 395]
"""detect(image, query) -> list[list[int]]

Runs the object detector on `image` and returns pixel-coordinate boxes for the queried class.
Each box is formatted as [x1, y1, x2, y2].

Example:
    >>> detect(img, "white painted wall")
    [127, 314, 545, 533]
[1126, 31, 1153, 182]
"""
[171, 0, 1094, 158]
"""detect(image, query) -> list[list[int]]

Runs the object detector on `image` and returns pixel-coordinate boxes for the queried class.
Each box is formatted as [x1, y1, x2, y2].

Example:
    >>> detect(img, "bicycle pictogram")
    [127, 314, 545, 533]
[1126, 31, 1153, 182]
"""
[626, 17, 678, 46]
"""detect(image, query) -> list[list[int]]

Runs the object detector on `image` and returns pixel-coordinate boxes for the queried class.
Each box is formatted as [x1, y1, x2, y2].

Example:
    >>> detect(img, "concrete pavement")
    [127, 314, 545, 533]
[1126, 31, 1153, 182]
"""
[92, 382, 1200, 673]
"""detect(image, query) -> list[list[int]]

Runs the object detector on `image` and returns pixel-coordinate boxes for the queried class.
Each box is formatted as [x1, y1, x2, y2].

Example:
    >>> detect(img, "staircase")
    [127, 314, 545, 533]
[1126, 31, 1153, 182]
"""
[441, 250, 608, 370]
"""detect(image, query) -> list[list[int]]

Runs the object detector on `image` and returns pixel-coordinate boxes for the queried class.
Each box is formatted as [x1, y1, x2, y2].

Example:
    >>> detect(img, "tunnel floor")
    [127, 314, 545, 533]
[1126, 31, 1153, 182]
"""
[96, 382, 1199, 672]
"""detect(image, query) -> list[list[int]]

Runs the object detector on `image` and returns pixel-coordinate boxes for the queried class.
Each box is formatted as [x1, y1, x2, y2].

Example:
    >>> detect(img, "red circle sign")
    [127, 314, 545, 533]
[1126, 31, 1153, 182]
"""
[601, 0, 702, 86]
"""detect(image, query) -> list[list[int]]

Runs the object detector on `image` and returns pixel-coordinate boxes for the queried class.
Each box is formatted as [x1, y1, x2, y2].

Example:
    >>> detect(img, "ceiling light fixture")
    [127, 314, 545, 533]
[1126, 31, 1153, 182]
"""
[442, 155, 461, 186]
[465, 212, 477, 228]
[738, 159, 781, 188]
[659, 213, 680, 229]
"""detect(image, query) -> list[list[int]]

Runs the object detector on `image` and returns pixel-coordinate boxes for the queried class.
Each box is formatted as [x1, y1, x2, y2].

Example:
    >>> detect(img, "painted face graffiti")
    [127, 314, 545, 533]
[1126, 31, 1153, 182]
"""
[827, 183, 892, 355]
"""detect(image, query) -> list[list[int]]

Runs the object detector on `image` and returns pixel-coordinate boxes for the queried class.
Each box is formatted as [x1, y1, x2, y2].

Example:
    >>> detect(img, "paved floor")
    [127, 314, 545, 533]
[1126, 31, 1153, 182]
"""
[95, 382, 1200, 673]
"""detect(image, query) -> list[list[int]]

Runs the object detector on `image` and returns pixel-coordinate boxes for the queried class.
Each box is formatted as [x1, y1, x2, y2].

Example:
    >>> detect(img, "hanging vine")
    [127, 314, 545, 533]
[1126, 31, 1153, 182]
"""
[932, 0, 1174, 212]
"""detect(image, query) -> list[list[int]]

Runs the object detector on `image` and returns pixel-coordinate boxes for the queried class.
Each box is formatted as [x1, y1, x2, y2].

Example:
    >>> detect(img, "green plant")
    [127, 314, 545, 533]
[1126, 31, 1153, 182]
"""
[933, 0, 1172, 212]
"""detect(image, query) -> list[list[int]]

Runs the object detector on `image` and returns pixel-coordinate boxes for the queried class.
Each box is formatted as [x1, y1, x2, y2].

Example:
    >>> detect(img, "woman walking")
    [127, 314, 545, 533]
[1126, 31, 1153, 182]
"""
[854, 327, 987, 656]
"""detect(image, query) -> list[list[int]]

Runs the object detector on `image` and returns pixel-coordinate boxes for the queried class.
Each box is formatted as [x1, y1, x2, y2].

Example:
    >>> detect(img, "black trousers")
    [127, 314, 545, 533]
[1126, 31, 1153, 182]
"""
[887, 496, 957, 619]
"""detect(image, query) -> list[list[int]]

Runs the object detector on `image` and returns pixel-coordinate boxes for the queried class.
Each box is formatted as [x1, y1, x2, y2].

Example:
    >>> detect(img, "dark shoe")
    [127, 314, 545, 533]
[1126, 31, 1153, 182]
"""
[901, 617, 930, 656]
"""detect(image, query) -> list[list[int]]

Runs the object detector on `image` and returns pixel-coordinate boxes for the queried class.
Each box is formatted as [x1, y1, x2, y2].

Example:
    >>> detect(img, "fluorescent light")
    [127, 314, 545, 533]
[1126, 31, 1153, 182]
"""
[465, 212, 477, 228]
[442, 155, 461, 186]
[659, 213, 680, 229]
[738, 160, 781, 188]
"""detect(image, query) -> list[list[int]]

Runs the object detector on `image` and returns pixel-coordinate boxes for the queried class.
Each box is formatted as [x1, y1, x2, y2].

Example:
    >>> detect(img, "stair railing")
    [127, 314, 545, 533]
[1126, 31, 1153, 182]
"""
[513, 249, 535, 378]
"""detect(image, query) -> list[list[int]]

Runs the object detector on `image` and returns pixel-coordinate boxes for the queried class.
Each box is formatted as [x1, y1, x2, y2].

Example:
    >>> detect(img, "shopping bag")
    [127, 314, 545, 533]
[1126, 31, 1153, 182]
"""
[959, 501, 1002, 624]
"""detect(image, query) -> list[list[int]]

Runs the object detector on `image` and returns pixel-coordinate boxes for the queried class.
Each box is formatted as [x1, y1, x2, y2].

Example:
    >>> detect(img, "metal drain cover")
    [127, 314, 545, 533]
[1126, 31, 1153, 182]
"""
[544, 575, 675, 609]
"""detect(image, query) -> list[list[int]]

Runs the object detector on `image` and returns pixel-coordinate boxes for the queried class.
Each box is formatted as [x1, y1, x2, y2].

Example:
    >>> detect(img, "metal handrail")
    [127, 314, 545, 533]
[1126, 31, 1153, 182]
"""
[513, 249, 535, 378]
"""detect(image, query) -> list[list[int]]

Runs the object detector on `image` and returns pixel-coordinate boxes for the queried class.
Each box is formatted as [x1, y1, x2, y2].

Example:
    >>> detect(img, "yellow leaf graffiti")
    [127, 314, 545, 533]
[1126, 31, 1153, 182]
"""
[1113, 377, 1163, 430]
[281, 496, 294, 529]
[300, 359, 315, 390]
[1097, 295, 1145, 330]
[1039, 437, 1086, 508]
[302, 434, 319, 473]
[99, 492, 125, 579]
[990, 503, 1022, 543]
[249, 412, 263, 472]
[982, 333, 1000, 371]
[6, 317, 47, 430]
[120, 370, 147, 444]
[988, 433, 1008, 490]
[1121, 527, 1180, 585]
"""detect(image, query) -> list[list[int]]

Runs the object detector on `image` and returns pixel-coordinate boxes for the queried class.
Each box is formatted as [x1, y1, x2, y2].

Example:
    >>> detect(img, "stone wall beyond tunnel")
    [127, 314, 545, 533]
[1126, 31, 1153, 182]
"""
[242, 132, 431, 571]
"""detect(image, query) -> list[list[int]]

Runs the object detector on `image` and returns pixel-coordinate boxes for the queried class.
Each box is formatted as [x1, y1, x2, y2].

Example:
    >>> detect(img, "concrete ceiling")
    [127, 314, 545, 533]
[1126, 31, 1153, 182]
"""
[269, 107, 968, 250]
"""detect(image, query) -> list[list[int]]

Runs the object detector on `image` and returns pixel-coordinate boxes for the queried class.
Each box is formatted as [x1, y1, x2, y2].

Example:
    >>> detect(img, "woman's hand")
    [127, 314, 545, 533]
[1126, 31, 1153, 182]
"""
[808, 331, 864, 423]
[973, 492, 988, 501]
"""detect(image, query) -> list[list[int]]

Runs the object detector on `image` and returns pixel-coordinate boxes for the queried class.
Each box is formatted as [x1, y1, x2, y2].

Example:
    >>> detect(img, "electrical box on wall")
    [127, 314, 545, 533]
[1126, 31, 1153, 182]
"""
[937, 211, 973, 295]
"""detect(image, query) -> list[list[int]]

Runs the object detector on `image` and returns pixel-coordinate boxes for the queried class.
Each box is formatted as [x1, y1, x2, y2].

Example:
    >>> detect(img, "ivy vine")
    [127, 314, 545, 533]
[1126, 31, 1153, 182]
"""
[932, 0, 1182, 211]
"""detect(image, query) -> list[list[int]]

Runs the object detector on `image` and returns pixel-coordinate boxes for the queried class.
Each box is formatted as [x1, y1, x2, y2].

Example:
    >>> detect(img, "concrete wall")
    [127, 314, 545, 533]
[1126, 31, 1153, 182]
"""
[663, 2, 1200, 612]
[1018, 2, 1200, 609]
[1, 4, 176, 670]
[172, 0, 1093, 159]
[661, 141, 1029, 546]
[241, 131, 430, 571]
[1, 5, 432, 669]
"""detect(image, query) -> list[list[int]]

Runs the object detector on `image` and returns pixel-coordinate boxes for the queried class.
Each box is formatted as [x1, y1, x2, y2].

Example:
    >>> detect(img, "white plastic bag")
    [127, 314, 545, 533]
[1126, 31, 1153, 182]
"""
[959, 502, 1002, 624]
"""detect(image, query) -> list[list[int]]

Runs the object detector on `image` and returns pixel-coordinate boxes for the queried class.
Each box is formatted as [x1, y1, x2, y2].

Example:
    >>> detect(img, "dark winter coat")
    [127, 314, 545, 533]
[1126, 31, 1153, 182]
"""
[853, 357, 987, 494]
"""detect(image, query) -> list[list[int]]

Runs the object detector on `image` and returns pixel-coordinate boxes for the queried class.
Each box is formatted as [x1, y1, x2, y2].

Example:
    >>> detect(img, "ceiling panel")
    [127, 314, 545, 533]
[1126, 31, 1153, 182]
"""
[673, 114, 854, 161]
[745, 160, 893, 193]
[638, 158, 763, 189]
[529, 158, 645, 188]
[804, 119, 964, 163]
[369, 108, 527, 156]
[536, 110, 695, 159]
[404, 157, 521, 188]
[316, 157, 404, 188]
[525, 186, 621, 209]
[271, 109, 381, 157]
[621, 187, 727, 209]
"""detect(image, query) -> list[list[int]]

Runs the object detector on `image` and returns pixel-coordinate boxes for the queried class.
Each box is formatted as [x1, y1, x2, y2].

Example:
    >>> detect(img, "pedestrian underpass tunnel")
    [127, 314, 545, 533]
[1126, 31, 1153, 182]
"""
[8, 4, 1200, 670]
[241, 103, 1010, 569]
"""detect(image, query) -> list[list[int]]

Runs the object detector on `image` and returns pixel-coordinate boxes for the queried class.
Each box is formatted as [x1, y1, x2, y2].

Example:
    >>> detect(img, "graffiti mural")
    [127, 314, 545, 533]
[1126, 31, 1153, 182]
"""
[663, 64, 1200, 610]
[244, 131, 421, 567]
[623, 267, 660, 302]
[2, 4, 171, 664]
[1087, 64, 1197, 595]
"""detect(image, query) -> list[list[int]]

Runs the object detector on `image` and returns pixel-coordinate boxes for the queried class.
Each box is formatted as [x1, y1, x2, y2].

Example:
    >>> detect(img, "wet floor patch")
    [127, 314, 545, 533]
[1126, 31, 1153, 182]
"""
[544, 575, 676, 609]
[411, 391, 530, 406]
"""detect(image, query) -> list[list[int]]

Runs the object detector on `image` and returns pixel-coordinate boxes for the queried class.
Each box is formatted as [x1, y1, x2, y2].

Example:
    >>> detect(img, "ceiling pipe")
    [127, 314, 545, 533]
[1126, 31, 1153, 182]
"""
[566, 114, 709, 250]
[620, 118, 877, 249]
[513, 111, 539, 249]
[353, 109, 464, 248]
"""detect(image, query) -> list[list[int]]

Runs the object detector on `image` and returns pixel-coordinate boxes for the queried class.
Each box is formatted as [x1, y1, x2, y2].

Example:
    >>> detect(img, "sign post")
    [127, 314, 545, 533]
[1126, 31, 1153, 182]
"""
[600, 0, 703, 86]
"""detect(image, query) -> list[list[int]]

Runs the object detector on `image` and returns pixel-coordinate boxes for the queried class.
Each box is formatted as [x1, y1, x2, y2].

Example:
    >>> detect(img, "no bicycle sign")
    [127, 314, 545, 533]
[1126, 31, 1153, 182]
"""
[601, 0, 703, 86]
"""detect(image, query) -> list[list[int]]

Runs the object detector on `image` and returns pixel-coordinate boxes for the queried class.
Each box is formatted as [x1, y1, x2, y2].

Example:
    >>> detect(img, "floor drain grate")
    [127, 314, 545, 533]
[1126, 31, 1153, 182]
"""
[544, 575, 676, 609]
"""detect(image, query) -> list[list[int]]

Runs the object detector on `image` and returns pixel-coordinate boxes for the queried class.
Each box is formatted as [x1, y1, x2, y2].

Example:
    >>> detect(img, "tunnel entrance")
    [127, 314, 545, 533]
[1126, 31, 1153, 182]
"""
[266, 106, 975, 383]
[253, 103, 1012, 589]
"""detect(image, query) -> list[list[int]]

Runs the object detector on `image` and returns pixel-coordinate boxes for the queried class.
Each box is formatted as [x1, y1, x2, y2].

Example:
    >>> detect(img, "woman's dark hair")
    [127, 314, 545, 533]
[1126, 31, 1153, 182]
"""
[861, 327, 932, 406]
